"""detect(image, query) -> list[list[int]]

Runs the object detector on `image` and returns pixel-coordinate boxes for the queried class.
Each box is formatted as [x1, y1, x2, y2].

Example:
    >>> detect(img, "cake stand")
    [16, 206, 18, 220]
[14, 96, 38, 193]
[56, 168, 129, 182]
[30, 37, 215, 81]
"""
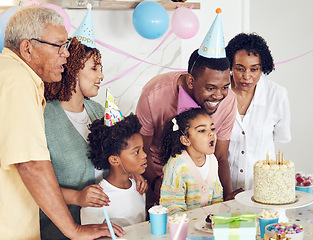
[235, 190, 313, 222]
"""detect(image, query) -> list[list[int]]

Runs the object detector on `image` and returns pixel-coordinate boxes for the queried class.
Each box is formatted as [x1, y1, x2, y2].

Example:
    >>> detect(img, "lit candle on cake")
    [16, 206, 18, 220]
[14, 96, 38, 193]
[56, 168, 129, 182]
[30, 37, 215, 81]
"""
[266, 152, 270, 164]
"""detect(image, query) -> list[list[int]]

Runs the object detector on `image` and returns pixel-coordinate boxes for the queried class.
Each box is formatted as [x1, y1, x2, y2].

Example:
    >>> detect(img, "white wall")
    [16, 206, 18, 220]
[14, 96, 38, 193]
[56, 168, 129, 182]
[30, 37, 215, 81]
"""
[249, 0, 313, 173]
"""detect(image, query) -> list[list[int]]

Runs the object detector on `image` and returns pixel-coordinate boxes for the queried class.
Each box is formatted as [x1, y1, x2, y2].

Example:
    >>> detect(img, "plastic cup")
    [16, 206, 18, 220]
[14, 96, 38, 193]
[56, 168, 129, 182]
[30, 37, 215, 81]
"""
[258, 217, 279, 239]
[149, 212, 168, 235]
[169, 219, 189, 240]
[296, 185, 312, 194]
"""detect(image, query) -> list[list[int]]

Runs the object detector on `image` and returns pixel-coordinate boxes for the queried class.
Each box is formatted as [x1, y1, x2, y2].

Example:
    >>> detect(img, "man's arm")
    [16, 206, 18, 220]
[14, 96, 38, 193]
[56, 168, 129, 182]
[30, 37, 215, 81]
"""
[142, 135, 158, 184]
[214, 139, 233, 200]
[16, 160, 125, 240]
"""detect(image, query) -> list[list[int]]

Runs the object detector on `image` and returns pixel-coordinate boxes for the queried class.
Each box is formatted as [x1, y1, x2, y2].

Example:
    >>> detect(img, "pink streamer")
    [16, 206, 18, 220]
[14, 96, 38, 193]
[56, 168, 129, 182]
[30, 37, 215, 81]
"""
[101, 29, 175, 86]
[274, 49, 313, 66]
[72, 24, 185, 72]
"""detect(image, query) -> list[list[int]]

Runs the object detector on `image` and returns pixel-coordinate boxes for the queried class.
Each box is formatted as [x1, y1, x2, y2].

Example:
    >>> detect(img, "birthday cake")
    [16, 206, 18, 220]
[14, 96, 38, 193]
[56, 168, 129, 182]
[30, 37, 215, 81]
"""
[253, 153, 296, 205]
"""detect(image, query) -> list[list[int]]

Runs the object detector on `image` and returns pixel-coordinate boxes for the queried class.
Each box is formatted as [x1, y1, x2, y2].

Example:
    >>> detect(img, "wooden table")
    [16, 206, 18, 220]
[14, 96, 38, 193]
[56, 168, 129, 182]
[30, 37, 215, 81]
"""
[100, 198, 313, 239]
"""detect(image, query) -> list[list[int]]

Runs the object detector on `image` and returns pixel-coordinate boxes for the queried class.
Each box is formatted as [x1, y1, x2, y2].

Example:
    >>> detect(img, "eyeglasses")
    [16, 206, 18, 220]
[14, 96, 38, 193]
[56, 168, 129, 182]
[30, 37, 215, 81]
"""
[29, 38, 71, 54]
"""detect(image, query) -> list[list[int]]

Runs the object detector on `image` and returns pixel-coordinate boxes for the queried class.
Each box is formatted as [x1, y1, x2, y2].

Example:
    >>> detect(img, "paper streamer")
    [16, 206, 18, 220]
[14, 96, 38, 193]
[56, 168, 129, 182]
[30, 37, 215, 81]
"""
[274, 49, 313, 66]
[100, 29, 175, 86]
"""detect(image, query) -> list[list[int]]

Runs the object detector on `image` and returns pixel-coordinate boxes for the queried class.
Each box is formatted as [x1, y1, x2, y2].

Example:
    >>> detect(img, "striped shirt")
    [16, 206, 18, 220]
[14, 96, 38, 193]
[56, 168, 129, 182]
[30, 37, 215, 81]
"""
[160, 151, 223, 215]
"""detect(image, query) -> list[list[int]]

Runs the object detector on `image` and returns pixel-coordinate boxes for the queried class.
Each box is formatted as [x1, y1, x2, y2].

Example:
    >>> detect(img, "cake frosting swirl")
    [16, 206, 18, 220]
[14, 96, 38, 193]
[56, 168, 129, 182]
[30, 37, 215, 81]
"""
[254, 157, 295, 204]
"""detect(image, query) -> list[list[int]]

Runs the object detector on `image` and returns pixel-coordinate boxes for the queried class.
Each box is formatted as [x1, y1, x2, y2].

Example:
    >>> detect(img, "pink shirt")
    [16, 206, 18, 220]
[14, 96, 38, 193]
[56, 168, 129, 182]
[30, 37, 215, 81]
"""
[136, 71, 236, 175]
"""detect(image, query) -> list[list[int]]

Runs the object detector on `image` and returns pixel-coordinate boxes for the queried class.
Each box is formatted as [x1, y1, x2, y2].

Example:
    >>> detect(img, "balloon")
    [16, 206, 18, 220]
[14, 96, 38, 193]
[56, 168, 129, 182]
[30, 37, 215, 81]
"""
[132, 1, 169, 39]
[172, 6, 199, 39]
[24, 1, 40, 6]
[0, 6, 21, 52]
[41, 3, 71, 33]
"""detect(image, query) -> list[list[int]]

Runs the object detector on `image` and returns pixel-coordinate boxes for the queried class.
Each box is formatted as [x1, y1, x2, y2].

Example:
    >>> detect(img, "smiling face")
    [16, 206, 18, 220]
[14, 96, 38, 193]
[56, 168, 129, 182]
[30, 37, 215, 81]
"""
[184, 114, 217, 156]
[29, 23, 69, 83]
[190, 67, 230, 115]
[76, 55, 104, 98]
[119, 133, 147, 175]
[232, 49, 262, 92]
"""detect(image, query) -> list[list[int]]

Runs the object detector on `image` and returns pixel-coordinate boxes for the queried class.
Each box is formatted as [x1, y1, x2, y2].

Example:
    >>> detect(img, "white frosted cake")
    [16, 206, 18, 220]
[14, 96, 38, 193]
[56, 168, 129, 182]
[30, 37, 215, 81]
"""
[254, 157, 296, 204]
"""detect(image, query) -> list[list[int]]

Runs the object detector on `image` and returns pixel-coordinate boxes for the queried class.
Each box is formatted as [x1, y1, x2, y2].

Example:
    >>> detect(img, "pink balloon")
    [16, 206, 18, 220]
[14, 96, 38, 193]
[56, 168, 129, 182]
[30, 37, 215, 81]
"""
[172, 6, 199, 39]
[24, 1, 40, 6]
[41, 3, 71, 33]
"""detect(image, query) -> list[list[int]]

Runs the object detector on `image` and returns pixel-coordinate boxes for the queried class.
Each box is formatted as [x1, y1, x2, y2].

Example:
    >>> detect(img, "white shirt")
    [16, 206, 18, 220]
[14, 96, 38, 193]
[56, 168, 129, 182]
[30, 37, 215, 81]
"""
[196, 154, 211, 180]
[80, 178, 146, 227]
[64, 108, 104, 183]
[228, 76, 291, 191]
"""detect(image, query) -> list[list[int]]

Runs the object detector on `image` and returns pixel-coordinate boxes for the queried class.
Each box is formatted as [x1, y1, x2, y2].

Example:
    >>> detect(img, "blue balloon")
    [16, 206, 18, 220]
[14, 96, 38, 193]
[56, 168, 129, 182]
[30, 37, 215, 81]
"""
[0, 6, 21, 52]
[132, 1, 169, 40]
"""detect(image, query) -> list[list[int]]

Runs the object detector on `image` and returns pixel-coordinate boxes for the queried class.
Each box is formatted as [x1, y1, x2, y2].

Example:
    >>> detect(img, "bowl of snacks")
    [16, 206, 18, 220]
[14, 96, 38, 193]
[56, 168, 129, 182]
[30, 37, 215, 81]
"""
[265, 223, 304, 240]
[295, 172, 312, 194]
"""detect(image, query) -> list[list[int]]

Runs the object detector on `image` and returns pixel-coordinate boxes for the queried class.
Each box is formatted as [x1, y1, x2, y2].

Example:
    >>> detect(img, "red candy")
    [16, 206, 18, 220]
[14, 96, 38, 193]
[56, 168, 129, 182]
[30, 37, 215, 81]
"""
[296, 176, 304, 185]
[295, 172, 313, 186]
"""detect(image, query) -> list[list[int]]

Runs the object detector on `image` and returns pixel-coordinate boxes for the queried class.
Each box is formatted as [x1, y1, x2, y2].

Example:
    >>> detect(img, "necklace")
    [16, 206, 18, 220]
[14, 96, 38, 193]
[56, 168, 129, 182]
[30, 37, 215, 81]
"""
[65, 109, 90, 124]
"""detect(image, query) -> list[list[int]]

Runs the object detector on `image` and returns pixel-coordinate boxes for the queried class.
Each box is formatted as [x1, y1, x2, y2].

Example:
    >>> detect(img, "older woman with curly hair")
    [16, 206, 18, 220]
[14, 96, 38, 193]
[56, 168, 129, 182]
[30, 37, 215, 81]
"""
[225, 33, 291, 191]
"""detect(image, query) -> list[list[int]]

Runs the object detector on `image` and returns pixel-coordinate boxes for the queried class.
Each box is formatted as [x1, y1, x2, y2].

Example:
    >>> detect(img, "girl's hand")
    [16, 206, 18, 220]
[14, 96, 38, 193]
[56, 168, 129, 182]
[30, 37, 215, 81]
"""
[77, 184, 110, 207]
[131, 174, 148, 195]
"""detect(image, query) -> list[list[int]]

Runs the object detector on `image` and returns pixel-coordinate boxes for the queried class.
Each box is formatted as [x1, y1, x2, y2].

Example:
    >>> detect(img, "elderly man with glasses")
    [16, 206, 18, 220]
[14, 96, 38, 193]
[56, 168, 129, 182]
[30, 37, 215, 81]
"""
[0, 6, 124, 240]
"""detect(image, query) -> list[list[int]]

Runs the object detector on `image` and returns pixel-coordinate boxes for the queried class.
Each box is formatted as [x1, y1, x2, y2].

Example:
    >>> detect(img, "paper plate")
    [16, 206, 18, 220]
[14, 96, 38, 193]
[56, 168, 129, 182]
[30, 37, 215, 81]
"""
[194, 220, 213, 233]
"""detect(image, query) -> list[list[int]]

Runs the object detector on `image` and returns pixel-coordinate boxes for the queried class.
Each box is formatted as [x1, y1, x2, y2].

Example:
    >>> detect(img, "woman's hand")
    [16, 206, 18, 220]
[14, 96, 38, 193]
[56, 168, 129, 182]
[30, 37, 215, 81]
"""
[224, 188, 244, 201]
[77, 184, 110, 208]
[131, 174, 148, 195]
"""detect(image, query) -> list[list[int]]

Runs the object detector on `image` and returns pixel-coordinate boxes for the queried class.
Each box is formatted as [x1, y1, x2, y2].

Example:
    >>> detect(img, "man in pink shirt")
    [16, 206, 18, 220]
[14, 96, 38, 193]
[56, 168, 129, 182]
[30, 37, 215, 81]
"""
[136, 49, 238, 204]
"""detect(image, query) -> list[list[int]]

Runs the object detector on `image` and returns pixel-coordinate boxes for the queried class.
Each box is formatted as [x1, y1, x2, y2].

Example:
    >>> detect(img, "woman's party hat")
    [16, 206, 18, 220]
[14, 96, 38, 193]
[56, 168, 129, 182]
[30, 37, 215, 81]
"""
[177, 86, 200, 114]
[198, 8, 226, 58]
[72, 3, 95, 48]
[104, 88, 124, 127]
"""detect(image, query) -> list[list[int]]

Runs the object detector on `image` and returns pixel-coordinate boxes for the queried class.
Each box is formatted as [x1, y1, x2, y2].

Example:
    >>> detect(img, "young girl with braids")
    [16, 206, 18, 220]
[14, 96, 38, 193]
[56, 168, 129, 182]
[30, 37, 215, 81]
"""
[159, 108, 223, 215]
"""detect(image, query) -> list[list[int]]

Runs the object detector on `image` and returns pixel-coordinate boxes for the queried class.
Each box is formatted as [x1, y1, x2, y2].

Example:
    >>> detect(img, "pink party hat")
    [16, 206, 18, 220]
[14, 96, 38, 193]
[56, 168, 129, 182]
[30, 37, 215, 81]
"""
[104, 88, 124, 127]
[72, 3, 95, 48]
[198, 8, 226, 58]
[177, 86, 200, 114]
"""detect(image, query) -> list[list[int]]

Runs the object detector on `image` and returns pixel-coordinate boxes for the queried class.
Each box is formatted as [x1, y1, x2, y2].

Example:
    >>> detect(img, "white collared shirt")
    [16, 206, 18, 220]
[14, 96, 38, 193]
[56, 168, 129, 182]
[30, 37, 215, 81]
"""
[228, 76, 291, 190]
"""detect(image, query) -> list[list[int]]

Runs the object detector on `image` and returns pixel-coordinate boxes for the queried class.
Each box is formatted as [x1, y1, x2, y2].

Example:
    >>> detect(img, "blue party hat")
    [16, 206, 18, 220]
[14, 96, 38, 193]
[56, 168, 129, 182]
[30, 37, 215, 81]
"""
[198, 8, 226, 58]
[72, 3, 95, 48]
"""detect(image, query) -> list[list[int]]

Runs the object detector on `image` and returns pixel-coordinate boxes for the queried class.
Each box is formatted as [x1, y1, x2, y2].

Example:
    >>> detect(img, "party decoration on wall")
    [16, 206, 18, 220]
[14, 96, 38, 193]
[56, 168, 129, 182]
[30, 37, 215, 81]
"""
[198, 8, 226, 58]
[0, 5, 21, 52]
[72, 3, 95, 48]
[172, 6, 199, 39]
[24, 1, 40, 6]
[132, 1, 169, 39]
[104, 88, 124, 127]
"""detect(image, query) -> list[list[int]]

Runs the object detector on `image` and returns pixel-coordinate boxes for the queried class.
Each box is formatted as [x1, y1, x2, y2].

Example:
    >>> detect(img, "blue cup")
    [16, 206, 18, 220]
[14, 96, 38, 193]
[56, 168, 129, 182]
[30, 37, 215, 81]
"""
[296, 185, 312, 194]
[149, 212, 167, 235]
[258, 217, 279, 239]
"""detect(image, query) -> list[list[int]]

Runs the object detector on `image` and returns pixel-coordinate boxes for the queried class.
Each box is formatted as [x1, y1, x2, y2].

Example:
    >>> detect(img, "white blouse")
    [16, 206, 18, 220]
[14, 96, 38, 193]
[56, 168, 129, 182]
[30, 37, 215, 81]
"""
[228, 76, 291, 191]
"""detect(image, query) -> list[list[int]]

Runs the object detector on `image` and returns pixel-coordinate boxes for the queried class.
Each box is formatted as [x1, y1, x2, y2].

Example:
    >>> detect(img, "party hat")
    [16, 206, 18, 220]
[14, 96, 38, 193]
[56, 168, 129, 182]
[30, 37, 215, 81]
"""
[104, 88, 124, 127]
[177, 86, 200, 114]
[72, 3, 95, 48]
[198, 8, 226, 58]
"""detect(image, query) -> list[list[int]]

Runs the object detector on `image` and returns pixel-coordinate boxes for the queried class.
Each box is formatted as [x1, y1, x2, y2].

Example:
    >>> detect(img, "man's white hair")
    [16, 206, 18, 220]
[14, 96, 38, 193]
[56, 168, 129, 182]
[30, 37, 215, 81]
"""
[4, 5, 64, 51]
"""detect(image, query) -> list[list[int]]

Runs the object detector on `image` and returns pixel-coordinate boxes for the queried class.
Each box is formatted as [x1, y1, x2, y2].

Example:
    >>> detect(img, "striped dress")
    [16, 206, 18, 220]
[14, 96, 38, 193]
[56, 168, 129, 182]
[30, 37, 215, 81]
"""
[160, 150, 223, 215]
